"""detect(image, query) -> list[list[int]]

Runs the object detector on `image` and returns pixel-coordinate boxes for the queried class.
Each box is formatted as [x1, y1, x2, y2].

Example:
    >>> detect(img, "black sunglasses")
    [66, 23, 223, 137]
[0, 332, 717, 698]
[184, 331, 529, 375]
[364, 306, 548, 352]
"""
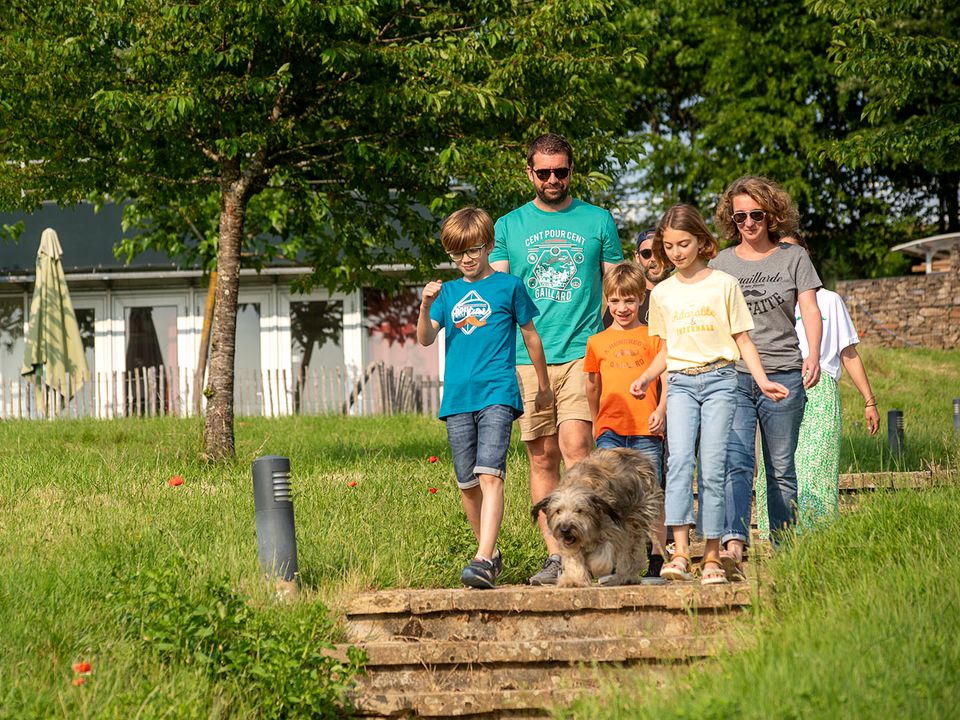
[637, 248, 653, 260]
[732, 210, 766, 225]
[532, 167, 570, 181]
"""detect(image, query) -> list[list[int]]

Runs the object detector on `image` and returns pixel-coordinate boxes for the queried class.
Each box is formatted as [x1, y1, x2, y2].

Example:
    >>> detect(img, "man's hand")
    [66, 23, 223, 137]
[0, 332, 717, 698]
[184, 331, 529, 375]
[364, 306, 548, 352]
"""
[534, 387, 555, 412]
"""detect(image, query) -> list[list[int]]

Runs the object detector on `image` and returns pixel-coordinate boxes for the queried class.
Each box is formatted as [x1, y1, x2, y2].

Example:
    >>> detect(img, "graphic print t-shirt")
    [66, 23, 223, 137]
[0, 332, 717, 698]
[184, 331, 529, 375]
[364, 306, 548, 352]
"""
[710, 243, 821, 372]
[491, 199, 622, 365]
[647, 270, 754, 372]
[583, 326, 663, 438]
[429, 272, 539, 419]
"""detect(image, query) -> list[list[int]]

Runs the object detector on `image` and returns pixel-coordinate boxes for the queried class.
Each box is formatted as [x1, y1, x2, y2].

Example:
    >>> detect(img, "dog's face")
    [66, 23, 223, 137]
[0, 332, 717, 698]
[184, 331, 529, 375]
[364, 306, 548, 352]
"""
[531, 485, 621, 550]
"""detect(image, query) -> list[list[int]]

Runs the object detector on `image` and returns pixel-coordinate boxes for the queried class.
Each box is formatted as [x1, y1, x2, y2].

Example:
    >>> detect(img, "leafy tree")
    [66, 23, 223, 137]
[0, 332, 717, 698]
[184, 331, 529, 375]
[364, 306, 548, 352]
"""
[613, 0, 917, 280]
[810, 0, 960, 232]
[0, 0, 645, 459]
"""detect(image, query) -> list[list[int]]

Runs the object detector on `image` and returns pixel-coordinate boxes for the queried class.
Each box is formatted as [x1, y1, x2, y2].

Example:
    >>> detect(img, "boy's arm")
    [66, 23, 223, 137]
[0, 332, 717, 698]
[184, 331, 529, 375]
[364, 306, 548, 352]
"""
[647, 369, 668, 434]
[417, 280, 442, 347]
[519, 321, 555, 411]
[585, 372, 601, 425]
[734, 331, 789, 401]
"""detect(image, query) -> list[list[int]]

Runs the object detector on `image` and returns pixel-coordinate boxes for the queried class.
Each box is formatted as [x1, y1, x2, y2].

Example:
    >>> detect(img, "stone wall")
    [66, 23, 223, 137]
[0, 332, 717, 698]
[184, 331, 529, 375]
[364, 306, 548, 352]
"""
[836, 244, 960, 350]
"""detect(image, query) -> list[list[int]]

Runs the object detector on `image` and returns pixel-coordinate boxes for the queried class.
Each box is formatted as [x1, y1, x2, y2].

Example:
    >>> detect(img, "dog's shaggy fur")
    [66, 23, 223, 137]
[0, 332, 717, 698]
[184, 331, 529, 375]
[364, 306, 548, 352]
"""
[531, 447, 664, 588]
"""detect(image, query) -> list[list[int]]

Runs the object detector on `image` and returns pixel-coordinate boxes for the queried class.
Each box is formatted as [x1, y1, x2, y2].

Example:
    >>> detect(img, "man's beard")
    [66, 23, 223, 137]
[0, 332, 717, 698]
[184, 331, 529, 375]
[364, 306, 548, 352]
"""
[535, 183, 569, 207]
[642, 263, 670, 284]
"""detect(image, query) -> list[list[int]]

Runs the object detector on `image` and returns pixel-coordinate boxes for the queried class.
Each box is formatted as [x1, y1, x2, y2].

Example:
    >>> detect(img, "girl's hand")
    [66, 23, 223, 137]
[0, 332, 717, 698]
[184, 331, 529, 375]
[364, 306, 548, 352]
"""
[534, 387, 555, 412]
[865, 405, 880, 435]
[648, 408, 665, 434]
[759, 379, 790, 402]
[629, 374, 651, 399]
[421, 280, 442, 307]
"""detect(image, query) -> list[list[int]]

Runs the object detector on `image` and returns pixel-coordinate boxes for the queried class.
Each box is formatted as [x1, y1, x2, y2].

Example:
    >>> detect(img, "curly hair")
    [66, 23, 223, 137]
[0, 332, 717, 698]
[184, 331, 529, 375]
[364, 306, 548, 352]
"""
[651, 204, 718, 270]
[526, 133, 573, 167]
[714, 175, 800, 243]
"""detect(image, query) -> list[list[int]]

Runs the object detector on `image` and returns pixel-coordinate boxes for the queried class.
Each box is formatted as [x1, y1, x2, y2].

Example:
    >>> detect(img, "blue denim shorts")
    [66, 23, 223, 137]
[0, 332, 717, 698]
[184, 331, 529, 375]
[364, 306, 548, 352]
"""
[595, 431, 663, 480]
[445, 404, 516, 489]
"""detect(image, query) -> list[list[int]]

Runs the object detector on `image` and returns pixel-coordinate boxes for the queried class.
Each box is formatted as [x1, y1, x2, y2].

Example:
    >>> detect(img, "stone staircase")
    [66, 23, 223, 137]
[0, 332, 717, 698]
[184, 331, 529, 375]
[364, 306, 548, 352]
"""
[335, 580, 753, 718]
[333, 470, 947, 718]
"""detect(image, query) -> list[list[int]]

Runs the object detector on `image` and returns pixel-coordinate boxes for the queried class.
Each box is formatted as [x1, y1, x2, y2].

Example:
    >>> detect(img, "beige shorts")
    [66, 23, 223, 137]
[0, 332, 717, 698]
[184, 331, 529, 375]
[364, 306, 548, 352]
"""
[516, 358, 592, 442]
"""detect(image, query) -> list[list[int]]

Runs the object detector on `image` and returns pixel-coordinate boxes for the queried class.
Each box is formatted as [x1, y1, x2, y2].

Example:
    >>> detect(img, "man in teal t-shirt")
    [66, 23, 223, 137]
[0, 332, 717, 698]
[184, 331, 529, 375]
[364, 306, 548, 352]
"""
[490, 133, 623, 585]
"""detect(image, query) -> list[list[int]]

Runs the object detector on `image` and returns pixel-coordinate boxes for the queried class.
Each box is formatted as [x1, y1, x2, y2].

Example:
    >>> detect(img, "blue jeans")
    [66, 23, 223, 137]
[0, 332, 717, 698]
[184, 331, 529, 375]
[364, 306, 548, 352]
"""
[445, 404, 516, 489]
[595, 431, 663, 480]
[723, 370, 807, 546]
[663, 366, 738, 539]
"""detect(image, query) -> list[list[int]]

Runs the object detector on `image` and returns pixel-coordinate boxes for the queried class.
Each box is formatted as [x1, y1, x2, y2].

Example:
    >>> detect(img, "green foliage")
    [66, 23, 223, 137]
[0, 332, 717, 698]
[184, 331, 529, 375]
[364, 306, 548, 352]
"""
[110, 562, 364, 719]
[0, 0, 646, 291]
[612, 0, 943, 280]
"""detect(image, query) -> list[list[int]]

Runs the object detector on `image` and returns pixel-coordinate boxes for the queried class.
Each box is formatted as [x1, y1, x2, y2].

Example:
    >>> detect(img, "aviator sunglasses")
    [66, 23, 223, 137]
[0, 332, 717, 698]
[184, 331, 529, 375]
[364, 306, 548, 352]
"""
[637, 248, 654, 260]
[732, 209, 767, 225]
[531, 166, 570, 181]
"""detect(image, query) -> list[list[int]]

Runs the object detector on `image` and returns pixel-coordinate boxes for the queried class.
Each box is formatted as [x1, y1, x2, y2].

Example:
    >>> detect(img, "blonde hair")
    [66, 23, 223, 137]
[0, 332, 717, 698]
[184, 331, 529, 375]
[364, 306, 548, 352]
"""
[602, 262, 646, 302]
[652, 204, 719, 269]
[440, 207, 494, 253]
[715, 175, 800, 243]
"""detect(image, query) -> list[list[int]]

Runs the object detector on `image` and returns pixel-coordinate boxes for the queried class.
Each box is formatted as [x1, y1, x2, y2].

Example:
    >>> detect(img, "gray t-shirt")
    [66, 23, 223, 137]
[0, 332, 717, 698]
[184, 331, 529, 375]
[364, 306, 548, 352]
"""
[710, 243, 821, 373]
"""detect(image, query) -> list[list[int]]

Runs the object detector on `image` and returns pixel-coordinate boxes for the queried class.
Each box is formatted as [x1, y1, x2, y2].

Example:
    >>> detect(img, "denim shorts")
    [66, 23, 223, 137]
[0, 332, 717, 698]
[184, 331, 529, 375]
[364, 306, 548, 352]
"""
[595, 431, 663, 480]
[445, 404, 516, 489]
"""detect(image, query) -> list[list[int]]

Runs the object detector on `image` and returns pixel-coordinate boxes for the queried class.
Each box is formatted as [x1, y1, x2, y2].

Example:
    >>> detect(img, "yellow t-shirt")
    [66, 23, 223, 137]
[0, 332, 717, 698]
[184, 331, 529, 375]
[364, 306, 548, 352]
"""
[648, 270, 754, 372]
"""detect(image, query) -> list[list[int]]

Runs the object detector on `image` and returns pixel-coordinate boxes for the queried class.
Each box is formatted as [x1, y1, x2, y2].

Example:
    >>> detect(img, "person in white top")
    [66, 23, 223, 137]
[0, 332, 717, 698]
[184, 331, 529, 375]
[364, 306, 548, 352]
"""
[756, 234, 880, 533]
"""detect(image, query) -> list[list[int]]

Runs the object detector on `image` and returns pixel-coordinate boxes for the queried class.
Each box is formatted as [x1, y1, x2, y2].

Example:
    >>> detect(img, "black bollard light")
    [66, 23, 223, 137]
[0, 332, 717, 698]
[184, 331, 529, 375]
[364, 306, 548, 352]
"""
[887, 409, 904, 456]
[954, 398, 960, 435]
[252, 455, 299, 589]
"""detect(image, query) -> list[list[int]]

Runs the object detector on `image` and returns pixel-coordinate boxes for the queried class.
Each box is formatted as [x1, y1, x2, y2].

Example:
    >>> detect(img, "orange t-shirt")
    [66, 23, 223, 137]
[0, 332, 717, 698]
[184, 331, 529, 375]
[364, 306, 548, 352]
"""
[583, 325, 663, 438]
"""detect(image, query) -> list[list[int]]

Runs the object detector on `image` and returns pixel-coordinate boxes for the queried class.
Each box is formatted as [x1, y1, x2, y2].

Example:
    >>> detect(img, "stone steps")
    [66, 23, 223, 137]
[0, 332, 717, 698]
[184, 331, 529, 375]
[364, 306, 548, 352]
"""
[335, 583, 752, 717]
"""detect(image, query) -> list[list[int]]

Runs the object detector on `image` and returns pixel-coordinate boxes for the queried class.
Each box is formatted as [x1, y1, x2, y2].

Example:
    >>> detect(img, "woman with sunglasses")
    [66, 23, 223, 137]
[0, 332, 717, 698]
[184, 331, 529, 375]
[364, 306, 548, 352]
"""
[755, 234, 880, 536]
[709, 175, 822, 577]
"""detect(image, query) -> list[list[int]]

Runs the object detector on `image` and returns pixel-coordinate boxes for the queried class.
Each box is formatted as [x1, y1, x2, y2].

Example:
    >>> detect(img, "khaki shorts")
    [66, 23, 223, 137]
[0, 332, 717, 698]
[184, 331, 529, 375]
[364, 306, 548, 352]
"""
[516, 358, 592, 442]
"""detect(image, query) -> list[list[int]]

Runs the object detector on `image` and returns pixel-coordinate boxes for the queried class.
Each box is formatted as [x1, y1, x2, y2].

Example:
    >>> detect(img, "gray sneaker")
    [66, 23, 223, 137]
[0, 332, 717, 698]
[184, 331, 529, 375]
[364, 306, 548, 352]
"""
[529, 554, 562, 586]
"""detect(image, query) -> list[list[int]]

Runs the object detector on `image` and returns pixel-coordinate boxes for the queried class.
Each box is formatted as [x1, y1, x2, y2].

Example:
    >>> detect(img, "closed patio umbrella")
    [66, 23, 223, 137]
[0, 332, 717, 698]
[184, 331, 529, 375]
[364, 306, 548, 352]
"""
[21, 228, 89, 411]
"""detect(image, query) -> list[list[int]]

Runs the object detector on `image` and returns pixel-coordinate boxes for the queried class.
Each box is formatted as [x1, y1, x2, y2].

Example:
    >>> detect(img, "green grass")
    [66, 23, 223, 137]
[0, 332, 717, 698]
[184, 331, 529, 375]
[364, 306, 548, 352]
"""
[563, 486, 960, 719]
[0, 345, 956, 717]
[837, 345, 960, 472]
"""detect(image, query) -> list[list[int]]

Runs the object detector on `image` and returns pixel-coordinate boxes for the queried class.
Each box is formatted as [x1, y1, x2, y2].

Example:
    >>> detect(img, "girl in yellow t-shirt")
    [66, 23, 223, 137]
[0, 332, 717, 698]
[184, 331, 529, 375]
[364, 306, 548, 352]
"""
[630, 204, 788, 586]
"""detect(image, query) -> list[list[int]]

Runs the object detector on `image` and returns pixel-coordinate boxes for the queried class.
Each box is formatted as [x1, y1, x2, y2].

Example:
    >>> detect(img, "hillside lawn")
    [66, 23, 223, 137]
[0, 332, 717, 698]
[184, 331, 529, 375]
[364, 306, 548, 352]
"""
[0, 345, 957, 718]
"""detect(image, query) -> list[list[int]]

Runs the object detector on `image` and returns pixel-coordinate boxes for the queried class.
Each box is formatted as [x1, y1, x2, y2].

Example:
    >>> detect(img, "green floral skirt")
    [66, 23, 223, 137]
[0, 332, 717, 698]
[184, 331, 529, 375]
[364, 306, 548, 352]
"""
[757, 374, 841, 536]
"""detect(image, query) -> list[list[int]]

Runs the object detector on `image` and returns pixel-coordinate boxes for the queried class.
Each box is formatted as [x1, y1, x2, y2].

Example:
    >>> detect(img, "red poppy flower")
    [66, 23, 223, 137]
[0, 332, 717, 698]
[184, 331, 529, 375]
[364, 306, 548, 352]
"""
[429, 487, 438, 494]
[168, 476, 184, 487]
[347, 480, 358, 487]
[72, 677, 87, 686]
[72, 661, 92, 674]
[428, 456, 438, 463]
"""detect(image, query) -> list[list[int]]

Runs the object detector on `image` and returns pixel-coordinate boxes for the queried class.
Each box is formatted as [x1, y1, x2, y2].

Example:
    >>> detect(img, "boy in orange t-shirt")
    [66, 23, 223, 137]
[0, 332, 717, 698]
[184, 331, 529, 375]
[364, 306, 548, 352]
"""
[584, 263, 667, 575]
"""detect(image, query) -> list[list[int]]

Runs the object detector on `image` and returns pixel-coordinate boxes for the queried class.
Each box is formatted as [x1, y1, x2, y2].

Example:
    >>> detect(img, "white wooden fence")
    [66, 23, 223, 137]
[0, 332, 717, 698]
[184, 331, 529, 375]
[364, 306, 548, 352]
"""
[0, 362, 442, 420]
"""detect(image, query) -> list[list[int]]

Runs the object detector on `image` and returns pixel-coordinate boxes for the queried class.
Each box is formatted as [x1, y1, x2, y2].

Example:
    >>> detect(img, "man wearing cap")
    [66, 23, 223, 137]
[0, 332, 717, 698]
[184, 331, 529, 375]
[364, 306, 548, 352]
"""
[490, 133, 623, 585]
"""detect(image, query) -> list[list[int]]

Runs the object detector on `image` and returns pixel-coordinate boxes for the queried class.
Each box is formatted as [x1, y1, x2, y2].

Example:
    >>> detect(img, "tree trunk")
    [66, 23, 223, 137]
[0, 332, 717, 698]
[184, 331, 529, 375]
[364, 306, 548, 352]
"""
[203, 180, 249, 461]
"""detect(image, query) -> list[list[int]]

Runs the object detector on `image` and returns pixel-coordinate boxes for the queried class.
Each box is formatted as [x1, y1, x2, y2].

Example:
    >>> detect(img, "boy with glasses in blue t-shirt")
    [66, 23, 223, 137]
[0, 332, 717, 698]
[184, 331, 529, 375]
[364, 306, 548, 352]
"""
[418, 207, 554, 589]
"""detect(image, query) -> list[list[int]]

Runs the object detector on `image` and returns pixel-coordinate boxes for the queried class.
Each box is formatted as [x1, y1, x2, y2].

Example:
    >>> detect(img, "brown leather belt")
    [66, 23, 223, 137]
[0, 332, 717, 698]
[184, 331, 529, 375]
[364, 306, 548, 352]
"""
[673, 359, 734, 376]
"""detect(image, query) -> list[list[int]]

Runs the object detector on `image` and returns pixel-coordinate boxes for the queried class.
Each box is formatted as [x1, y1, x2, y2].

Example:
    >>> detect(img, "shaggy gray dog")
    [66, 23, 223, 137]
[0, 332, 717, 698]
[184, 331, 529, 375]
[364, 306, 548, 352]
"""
[531, 447, 664, 588]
